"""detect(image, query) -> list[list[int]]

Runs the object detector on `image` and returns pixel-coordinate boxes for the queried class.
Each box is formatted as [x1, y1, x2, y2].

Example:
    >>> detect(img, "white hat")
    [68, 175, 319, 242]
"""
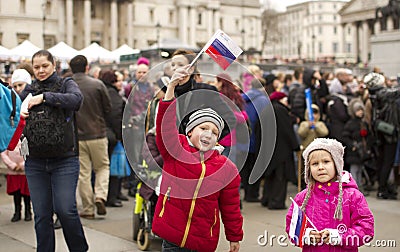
[11, 69, 32, 85]
[302, 138, 345, 184]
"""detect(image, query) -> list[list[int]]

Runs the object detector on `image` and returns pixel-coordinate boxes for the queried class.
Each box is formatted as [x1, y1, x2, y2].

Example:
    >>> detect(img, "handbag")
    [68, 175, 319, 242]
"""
[376, 120, 395, 135]
[110, 141, 131, 177]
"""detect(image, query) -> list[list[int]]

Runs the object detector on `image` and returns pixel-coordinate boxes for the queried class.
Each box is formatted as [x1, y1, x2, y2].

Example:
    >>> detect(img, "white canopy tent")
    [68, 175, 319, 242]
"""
[79, 42, 117, 63]
[48, 41, 78, 61]
[111, 44, 140, 63]
[0, 45, 12, 60]
[9, 40, 41, 60]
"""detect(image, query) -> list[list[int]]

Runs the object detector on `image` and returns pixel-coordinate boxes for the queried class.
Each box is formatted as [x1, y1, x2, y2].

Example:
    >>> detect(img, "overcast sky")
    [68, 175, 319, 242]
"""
[265, 0, 350, 12]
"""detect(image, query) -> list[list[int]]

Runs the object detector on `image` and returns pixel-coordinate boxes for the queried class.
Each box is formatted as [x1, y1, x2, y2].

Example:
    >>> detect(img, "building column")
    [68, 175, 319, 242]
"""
[213, 9, 220, 31]
[66, 0, 73, 46]
[207, 8, 213, 37]
[127, 2, 133, 46]
[362, 21, 369, 64]
[84, 0, 91, 47]
[351, 22, 359, 63]
[110, 0, 118, 49]
[341, 23, 346, 54]
[178, 6, 188, 44]
[374, 20, 380, 34]
[58, 0, 66, 42]
[189, 6, 196, 47]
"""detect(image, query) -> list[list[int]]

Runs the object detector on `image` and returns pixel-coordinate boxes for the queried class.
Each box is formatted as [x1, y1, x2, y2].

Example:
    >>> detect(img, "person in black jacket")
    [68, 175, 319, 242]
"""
[290, 68, 327, 122]
[342, 99, 372, 195]
[168, 49, 236, 140]
[20, 50, 88, 252]
[101, 70, 127, 207]
[255, 91, 299, 209]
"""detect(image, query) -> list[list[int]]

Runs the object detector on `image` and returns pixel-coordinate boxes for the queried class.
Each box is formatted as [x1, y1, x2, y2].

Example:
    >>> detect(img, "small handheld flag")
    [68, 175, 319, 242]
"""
[289, 197, 318, 247]
[189, 30, 243, 70]
[304, 88, 315, 129]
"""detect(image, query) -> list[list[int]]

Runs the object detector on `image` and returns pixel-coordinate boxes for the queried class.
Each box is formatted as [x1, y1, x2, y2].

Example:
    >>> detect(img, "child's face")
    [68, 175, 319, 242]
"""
[355, 109, 364, 118]
[309, 150, 337, 183]
[188, 122, 219, 152]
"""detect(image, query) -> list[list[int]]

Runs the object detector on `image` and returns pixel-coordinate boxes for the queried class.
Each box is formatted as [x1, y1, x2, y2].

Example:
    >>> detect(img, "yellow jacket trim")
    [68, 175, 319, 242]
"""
[159, 186, 171, 217]
[180, 153, 206, 247]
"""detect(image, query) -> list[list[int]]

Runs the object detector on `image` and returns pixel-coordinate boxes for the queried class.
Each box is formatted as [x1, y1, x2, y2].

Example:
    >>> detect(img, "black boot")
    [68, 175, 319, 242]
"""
[24, 196, 32, 221]
[11, 192, 21, 222]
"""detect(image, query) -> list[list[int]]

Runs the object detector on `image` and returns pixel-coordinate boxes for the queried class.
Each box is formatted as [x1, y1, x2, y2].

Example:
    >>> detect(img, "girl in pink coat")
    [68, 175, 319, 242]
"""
[286, 138, 374, 251]
[1, 140, 31, 222]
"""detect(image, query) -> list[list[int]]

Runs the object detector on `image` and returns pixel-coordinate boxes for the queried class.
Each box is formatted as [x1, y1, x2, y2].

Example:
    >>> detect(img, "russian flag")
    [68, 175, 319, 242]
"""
[289, 200, 308, 247]
[204, 30, 243, 70]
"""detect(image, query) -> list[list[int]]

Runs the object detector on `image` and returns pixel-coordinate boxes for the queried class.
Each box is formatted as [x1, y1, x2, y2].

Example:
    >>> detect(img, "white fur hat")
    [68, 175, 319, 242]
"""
[11, 69, 32, 85]
[302, 138, 345, 184]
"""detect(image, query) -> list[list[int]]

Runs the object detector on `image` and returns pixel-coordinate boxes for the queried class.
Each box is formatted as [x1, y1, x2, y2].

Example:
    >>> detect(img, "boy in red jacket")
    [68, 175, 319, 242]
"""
[152, 65, 243, 252]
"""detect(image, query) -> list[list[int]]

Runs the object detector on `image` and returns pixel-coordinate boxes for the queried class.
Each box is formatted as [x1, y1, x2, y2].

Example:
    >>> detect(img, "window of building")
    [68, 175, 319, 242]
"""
[334, 4, 337, 9]
[220, 17, 223, 30]
[20, 0, 26, 13]
[319, 15, 322, 21]
[347, 43, 352, 53]
[334, 15, 337, 21]
[46, 1, 51, 15]
[43, 35, 56, 49]
[0, 33, 2, 45]
[318, 26, 322, 35]
[17, 33, 29, 44]
[333, 42, 338, 53]
[334, 26, 337, 34]
[169, 10, 174, 24]
[318, 3, 322, 9]
[236, 19, 240, 31]
[198, 13, 202, 25]
[348, 27, 351, 35]
[91, 4, 96, 18]
[319, 42, 323, 53]
[149, 9, 154, 23]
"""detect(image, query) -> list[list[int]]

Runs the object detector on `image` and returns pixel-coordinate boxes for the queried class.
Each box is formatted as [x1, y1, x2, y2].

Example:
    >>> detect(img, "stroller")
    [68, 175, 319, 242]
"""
[132, 162, 162, 250]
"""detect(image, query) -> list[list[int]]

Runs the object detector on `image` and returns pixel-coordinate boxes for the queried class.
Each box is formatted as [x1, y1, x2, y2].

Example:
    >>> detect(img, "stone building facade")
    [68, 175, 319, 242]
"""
[264, 0, 349, 62]
[0, 0, 262, 52]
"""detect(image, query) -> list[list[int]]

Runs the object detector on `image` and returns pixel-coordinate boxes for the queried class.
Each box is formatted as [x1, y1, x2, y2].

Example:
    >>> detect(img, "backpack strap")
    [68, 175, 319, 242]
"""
[9, 86, 16, 127]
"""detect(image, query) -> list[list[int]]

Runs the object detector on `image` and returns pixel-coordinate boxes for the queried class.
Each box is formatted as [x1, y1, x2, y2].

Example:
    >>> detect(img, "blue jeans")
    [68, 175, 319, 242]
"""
[25, 156, 88, 252]
[162, 240, 197, 252]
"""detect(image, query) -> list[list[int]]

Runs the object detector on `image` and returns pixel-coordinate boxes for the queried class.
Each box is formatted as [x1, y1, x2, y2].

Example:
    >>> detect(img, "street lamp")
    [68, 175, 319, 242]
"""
[241, 29, 245, 49]
[42, 2, 46, 48]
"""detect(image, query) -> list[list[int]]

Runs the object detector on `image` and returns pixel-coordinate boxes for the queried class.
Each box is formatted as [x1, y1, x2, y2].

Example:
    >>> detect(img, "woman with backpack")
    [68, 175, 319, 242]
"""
[19, 50, 88, 252]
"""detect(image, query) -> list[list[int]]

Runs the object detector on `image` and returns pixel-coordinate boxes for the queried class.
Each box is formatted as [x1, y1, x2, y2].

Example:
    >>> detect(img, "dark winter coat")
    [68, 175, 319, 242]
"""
[174, 77, 236, 140]
[73, 72, 112, 140]
[290, 69, 322, 121]
[255, 100, 299, 181]
[104, 83, 125, 152]
[327, 93, 351, 143]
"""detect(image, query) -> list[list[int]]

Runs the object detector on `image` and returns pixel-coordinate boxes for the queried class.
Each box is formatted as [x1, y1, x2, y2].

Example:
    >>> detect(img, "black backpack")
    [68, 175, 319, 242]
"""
[24, 78, 75, 158]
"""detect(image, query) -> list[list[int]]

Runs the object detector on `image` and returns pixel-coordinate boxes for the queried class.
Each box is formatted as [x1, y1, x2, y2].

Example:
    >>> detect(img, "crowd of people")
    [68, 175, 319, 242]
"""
[0, 47, 398, 251]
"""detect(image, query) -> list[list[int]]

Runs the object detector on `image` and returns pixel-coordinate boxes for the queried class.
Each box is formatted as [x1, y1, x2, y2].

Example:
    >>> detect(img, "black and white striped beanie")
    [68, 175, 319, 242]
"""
[185, 108, 224, 138]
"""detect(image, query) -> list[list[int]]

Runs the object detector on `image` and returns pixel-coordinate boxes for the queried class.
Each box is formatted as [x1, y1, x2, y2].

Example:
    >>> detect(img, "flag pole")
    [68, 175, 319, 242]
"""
[289, 197, 319, 231]
[188, 49, 204, 69]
